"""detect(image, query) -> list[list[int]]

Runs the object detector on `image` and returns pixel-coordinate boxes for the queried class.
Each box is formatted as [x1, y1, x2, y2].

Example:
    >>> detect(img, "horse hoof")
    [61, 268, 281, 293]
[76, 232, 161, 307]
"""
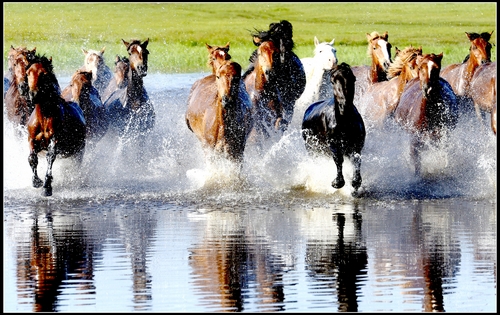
[42, 187, 52, 197]
[32, 177, 43, 188]
[332, 178, 345, 189]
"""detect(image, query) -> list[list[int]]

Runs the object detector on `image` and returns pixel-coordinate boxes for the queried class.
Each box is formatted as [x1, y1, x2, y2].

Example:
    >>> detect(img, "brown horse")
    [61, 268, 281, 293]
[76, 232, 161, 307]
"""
[4, 45, 37, 128]
[26, 54, 86, 196]
[302, 63, 366, 194]
[61, 69, 109, 143]
[440, 32, 493, 99]
[243, 20, 306, 140]
[352, 31, 393, 111]
[206, 42, 231, 74]
[103, 38, 155, 140]
[186, 60, 253, 166]
[468, 61, 497, 134]
[359, 45, 422, 127]
[394, 53, 459, 176]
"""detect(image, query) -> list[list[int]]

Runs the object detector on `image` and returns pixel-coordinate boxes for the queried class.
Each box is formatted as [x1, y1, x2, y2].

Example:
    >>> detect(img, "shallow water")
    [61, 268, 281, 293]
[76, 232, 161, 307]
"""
[3, 73, 497, 312]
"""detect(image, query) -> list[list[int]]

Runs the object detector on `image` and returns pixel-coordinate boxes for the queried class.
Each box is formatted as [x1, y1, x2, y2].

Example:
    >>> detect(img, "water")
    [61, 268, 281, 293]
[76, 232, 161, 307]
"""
[3, 73, 497, 312]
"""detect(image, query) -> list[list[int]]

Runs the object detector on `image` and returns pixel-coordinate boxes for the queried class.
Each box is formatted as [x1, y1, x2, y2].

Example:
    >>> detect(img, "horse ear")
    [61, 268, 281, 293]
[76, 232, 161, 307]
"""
[82, 48, 88, 55]
[101, 47, 106, 54]
[330, 38, 335, 46]
[10, 45, 14, 50]
[382, 31, 389, 40]
[142, 38, 149, 48]
[205, 43, 212, 51]
[224, 42, 230, 50]
[122, 39, 129, 48]
[437, 52, 444, 62]
[314, 36, 319, 46]
[366, 33, 371, 41]
[115, 55, 121, 63]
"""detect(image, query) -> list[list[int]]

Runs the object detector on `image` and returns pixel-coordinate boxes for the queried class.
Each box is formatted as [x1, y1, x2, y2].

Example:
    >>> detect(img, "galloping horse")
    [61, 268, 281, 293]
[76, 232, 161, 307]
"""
[295, 36, 337, 123]
[394, 53, 459, 176]
[352, 31, 393, 111]
[440, 31, 493, 106]
[359, 45, 422, 127]
[61, 69, 109, 143]
[103, 38, 155, 141]
[4, 46, 37, 128]
[186, 59, 253, 166]
[80, 47, 114, 99]
[468, 61, 497, 134]
[302, 62, 366, 194]
[243, 20, 306, 139]
[26, 54, 86, 196]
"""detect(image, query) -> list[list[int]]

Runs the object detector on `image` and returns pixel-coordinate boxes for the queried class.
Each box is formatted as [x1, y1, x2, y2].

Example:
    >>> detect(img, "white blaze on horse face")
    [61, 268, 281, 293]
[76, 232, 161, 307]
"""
[218, 51, 226, 58]
[377, 39, 391, 64]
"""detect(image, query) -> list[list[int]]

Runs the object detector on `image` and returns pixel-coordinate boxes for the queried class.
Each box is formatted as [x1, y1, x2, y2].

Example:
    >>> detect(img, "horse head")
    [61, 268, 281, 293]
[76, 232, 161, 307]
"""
[114, 55, 130, 89]
[330, 62, 356, 115]
[26, 55, 58, 103]
[366, 31, 392, 72]
[417, 53, 443, 98]
[122, 38, 149, 77]
[256, 40, 279, 83]
[206, 42, 231, 74]
[82, 47, 106, 81]
[466, 31, 493, 65]
[70, 69, 93, 103]
[216, 61, 242, 109]
[313, 36, 337, 71]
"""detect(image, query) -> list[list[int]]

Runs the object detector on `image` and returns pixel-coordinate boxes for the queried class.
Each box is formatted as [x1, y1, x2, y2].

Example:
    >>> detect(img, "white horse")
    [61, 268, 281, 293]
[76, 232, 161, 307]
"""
[81, 47, 114, 101]
[294, 36, 337, 125]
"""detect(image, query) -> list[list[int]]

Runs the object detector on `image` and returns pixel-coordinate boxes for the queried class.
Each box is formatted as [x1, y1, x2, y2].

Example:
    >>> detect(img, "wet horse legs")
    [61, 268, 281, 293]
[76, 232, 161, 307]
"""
[331, 146, 345, 189]
[42, 139, 57, 197]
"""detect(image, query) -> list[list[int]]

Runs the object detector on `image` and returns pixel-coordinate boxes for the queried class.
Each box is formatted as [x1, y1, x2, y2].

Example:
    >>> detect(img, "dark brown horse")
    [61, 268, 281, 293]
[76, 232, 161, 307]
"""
[440, 31, 493, 99]
[61, 69, 109, 143]
[394, 53, 459, 176]
[26, 54, 86, 196]
[302, 62, 366, 195]
[468, 61, 497, 134]
[186, 59, 253, 166]
[352, 31, 393, 111]
[4, 45, 37, 128]
[103, 38, 155, 141]
[359, 45, 422, 127]
[243, 20, 306, 140]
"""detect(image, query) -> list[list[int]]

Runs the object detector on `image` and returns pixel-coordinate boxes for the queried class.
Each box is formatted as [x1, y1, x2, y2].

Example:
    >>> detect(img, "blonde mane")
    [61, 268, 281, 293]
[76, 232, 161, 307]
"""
[366, 31, 388, 57]
[387, 46, 422, 78]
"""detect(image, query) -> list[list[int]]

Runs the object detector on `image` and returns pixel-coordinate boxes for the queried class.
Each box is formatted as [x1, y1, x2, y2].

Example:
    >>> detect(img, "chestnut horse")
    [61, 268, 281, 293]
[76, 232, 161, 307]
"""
[26, 54, 86, 196]
[302, 62, 366, 194]
[103, 38, 155, 141]
[61, 69, 109, 144]
[440, 31, 493, 102]
[4, 46, 37, 128]
[206, 42, 231, 74]
[468, 61, 497, 134]
[359, 45, 422, 128]
[243, 20, 306, 140]
[186, 60, 253, 166]
[352, 31, 393, 111]
[394, 53, 459, 176]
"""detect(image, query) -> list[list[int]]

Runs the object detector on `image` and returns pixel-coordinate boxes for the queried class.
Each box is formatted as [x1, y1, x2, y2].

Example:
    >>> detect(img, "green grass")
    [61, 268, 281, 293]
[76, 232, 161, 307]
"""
[3, 2, 497, 76]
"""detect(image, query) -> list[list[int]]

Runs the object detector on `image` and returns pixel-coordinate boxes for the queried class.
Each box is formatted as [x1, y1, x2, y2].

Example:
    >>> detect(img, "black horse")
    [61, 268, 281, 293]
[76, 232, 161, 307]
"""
[302, 62, 366, 194]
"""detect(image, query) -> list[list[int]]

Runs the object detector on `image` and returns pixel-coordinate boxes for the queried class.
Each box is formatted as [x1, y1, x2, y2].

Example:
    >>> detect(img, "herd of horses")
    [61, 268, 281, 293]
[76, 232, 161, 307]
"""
[4, 20, 496, 197]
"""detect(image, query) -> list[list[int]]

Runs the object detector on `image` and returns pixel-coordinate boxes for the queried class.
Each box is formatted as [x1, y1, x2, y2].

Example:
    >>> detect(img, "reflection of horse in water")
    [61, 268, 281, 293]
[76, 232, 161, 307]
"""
[188, 209, 289, 311]
[15, 210, 96, 312]
[300, 204, 367, 312]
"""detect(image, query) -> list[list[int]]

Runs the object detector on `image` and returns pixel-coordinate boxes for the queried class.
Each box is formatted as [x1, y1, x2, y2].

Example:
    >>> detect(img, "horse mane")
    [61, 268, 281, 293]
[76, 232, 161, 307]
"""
[387, 46, 422, 78]
[29, 54, 55, 74]
[330, 62, 356, 84]
[250, 20, 295, 51]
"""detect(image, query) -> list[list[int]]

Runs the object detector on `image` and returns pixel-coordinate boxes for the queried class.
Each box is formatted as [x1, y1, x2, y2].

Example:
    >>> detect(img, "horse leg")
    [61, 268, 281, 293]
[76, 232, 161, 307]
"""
[28, 151, 43, 188]
[42, 138, 57, 197]
[410, 136, 423, 177]
[350, 152, 362, 191]
[331, 145, 345, 189]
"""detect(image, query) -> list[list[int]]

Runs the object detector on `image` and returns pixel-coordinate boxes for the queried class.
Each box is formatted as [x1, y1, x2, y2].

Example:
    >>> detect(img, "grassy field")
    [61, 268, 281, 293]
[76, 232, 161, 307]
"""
[3, 2, 497, 76]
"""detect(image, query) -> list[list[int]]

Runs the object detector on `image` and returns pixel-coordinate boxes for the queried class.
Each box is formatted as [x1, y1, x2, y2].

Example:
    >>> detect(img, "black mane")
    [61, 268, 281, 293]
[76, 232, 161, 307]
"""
[251, 20, 295, 51]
